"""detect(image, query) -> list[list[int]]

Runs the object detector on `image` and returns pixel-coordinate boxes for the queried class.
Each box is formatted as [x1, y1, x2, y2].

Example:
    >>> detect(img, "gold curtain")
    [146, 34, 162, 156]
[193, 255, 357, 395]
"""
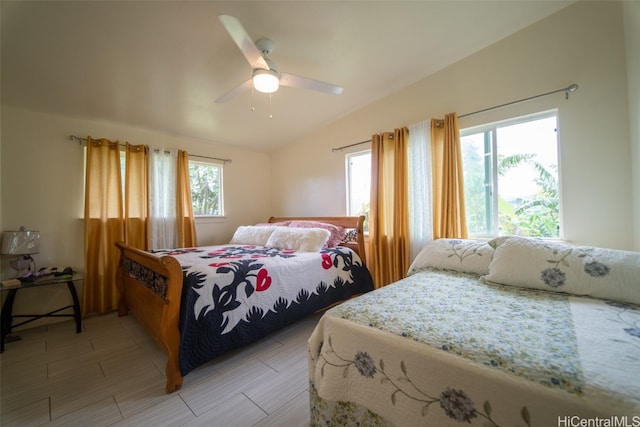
[431, 113, 468, 239]
[83, 142, 197, 316]
[176, 150, 197, 247]
[368, 127, 410, 288]
[83, 137, 125, 316]
[125, 143, 149, 250]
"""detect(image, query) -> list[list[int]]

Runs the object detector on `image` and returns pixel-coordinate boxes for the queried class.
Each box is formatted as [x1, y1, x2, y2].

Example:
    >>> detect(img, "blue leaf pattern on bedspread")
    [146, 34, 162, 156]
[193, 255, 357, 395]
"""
[605, 301, 640, 344]
[153, 245, 374, 375]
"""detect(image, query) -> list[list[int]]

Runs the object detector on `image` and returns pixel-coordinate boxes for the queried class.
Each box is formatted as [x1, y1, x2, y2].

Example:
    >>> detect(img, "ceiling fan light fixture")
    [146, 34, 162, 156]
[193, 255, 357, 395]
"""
[216, 16, 343, 102]
[252, 69, 280, 93]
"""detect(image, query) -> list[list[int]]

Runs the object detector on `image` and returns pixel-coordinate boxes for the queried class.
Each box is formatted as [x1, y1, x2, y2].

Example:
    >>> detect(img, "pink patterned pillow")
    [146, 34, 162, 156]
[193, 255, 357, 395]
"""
[288, 221, 347, 248]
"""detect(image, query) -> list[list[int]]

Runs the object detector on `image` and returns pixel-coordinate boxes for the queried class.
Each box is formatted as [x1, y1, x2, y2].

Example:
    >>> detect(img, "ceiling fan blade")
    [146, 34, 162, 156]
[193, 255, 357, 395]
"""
[280, 73, 343, 95]
[215, 79, 252, 103]
[218, 15, 269, 70]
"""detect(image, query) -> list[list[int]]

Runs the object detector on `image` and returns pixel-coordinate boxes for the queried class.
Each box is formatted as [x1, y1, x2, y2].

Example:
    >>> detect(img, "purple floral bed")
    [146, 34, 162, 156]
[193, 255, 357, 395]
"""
[308, 267, 640, 426]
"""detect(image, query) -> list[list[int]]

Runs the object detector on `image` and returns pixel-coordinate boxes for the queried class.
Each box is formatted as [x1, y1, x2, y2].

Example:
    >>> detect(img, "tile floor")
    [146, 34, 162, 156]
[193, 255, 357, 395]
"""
[0, 311, 321, 426]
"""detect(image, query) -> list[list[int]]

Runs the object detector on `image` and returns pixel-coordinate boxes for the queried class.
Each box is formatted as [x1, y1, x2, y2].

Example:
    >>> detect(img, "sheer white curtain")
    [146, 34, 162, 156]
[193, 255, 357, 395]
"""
[149, 148, 178, 250]
[408, 120, 433, 261]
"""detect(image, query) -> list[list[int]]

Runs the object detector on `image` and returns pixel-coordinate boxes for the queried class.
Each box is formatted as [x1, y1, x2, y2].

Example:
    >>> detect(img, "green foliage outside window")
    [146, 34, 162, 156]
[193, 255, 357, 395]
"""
[189, 162, 222, 216]
[496, 154, 559, 238]
[462, 113, 559, 238]
[462, 143, 490, 235]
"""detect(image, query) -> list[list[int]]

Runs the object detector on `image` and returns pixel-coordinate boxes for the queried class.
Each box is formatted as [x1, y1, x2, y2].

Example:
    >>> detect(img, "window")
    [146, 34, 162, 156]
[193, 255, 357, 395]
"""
[92, 149, 224, 217]
[188, 160, 224, 216]
[346, 150, 371, 231]
[460, 111, 559, 238]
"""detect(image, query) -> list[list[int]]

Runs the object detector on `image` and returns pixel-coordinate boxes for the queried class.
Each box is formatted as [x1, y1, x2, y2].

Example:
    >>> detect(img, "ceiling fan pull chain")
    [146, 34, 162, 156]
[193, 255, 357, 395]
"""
[269, 93, 273, 119]
[251, 85, 256, 112]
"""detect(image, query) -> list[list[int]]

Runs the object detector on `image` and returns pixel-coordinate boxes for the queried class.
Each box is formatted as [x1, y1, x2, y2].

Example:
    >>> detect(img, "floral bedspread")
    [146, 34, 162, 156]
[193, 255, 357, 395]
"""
[152, 244, 373, 375]
[308, 269, 640, 426]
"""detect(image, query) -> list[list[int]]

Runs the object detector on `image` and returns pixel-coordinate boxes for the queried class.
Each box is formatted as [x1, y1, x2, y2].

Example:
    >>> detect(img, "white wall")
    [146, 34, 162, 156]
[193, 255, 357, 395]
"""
[624, 0, 640, 250]
[1, 107, 272, 326]
[272, 1, 635, 250]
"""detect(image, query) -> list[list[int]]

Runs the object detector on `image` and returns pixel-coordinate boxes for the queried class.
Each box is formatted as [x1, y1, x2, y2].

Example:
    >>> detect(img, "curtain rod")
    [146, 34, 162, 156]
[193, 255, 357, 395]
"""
[331, 83, 579, 152]
[458, 83, 578, 119]
[68, 135, 232, 164]
[331, 133, 395, 153]
[331, 139, 372, 153]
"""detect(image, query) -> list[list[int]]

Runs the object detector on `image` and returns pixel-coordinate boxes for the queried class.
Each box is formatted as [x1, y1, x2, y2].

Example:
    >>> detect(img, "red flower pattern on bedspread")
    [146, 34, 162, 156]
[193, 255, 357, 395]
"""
[256, 268, 272, 291]
[209, 262, 229, 268]
[321, 253, 333, 270]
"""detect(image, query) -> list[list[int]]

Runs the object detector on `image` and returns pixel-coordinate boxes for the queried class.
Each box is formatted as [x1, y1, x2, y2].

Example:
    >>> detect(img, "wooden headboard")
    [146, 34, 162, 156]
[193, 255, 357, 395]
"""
[268, 216, 366, 264]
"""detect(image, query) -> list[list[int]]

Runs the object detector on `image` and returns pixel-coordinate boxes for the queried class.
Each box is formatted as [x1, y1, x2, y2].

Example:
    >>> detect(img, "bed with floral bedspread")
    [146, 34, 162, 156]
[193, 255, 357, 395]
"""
[153, 243, 373, 376]
[308, 237, 640, 426]
[117, 216, 373, 393]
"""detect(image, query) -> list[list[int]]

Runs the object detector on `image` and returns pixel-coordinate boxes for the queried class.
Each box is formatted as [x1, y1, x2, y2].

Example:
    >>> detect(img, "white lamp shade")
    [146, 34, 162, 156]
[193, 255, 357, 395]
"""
[1, 229, 40, 255]
[252, 69, 280, 93]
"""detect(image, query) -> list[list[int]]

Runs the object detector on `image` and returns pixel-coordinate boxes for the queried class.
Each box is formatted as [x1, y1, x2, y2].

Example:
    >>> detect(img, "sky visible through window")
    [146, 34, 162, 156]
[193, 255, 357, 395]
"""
[497, 116, 557, 201]
[347, 151, 371, 218]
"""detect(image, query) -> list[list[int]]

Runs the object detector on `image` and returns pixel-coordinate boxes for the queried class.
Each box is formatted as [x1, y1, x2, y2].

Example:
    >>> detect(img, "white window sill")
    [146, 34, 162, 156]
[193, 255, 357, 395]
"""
[195, 216, 227, 224]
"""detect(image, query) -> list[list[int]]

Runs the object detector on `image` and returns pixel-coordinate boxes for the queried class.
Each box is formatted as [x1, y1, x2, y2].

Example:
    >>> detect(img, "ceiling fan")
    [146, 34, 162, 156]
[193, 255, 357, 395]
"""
[215, 15, 343, 103]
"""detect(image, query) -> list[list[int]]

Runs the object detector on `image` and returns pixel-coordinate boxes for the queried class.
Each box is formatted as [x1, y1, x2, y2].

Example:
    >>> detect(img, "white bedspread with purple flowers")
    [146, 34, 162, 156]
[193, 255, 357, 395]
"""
[308, 269, 640, 426]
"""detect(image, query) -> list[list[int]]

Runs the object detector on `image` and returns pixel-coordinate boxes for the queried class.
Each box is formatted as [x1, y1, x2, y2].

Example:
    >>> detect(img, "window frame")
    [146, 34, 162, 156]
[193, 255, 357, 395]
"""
[345, 149, 371, 231]
[187, 159, 225, 218]
[83, 147, 226, 219]
[460, 110, 560, 238]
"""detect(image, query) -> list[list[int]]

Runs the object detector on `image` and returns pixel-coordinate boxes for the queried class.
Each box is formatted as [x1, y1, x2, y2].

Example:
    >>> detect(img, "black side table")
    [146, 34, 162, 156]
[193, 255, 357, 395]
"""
[0, 273, 83, 352]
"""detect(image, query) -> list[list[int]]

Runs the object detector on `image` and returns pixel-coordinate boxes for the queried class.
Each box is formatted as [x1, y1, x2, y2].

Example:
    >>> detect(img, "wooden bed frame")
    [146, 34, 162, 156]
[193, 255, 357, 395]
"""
[115, 216, 366, 393]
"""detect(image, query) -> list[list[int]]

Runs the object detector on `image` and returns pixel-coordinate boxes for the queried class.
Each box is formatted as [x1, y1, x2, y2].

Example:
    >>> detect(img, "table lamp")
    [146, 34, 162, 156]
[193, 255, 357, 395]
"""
[1, 226, 40, 278]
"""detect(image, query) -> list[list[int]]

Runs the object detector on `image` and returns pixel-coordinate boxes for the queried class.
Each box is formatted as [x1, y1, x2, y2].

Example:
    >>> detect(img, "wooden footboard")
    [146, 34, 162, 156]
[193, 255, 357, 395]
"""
[115, 242, 184, 393]
[115, 216, 367, 394]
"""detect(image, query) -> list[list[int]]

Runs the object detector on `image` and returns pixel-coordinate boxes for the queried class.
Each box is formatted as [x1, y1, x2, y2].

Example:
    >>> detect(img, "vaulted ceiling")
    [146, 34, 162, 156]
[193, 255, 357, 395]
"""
[1, 1, 574, 151]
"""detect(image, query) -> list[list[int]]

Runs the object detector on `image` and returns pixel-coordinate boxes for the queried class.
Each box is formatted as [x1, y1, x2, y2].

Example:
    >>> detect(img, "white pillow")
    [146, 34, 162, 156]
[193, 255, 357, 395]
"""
[408, 239, 494, 276]
[229, 226, 276, 246]
[265, 227, 330, 252]
[483, 236, 640, 305]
